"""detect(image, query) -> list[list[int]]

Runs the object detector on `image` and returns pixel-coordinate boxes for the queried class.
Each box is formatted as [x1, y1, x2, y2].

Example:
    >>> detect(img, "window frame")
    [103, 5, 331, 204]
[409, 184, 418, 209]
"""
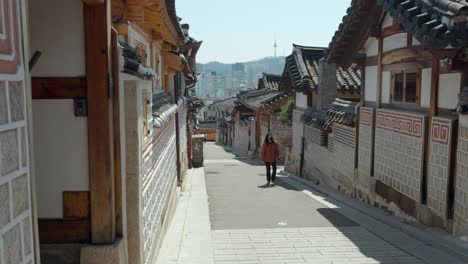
[390, 69, 421, 107]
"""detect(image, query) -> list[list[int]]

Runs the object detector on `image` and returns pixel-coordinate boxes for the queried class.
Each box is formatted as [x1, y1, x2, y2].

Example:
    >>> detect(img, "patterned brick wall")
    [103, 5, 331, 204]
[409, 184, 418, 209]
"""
[0, 0, 35, 262]
[375, 109, 426, 202]
[270, 114, 292, 162]
[358, 107, 375, 190]
[428, 117, 454, 219]
[454, 124, 468, 237]
[142, 118, 177, 264]
[303, 125, 356, 192]
[286, 110, 304, 174]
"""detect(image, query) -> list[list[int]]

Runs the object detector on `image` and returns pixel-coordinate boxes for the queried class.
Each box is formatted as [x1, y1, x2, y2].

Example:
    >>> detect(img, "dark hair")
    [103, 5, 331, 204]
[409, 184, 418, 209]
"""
[264, 134, 274, 144]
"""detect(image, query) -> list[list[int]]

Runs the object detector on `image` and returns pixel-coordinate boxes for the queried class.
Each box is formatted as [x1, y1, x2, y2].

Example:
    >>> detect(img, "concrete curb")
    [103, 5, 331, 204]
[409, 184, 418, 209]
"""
[279, 170, 468, 263]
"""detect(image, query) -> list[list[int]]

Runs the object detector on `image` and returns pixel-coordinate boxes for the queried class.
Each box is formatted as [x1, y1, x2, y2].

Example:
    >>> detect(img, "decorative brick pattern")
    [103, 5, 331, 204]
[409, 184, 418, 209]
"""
[358, 107, 375, 190]
[304, 126, 325, 146]
[375, 110, 426, 202]
[0, 130, 19, 176]
[454, 125, 468, 237]
[428, 118, 454, 218]
[376, 110, 424, 138]
[303, 125, 356, 193]
[3, 224, 22, 264]
[0, 1, 34, 263]
[334, 123, 355, 148]
[8, 81, 24, 122]
[142, 118, 177, 264]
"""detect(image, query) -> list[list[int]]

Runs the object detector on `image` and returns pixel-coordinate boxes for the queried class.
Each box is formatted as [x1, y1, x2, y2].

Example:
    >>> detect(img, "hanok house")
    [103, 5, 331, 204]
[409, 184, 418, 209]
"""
[231, 73, 293, 162]
[206, 97, 237, 144]
[326, 0, 468, 238]
[282, 45, 362, 178]
[0, 0, 201, 263]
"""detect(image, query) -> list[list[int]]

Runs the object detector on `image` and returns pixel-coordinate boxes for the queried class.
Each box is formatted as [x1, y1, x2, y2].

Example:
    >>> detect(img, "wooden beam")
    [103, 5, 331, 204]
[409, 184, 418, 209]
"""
[83, 0, 104, 6]
[84, 0, 116, 244]
[376, 36, 383, 108]
[32, 77, 87, 99]
[38, 219, 91, 244]
[430, 57, 439, 117]
[63, 192, 90, 218]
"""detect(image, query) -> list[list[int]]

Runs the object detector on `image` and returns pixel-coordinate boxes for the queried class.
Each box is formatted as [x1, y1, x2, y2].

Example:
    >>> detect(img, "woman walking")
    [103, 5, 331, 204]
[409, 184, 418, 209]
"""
[261, 134, 280, 186]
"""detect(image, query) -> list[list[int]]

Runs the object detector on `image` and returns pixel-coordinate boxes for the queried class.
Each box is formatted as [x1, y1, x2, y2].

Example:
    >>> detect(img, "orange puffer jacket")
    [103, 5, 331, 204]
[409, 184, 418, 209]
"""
[261, 142, 279, 163]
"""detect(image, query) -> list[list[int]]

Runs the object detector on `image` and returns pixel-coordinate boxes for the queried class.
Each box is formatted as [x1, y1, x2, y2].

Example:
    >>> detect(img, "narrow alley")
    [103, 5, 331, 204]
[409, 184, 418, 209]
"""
[157, 143, 466, 264]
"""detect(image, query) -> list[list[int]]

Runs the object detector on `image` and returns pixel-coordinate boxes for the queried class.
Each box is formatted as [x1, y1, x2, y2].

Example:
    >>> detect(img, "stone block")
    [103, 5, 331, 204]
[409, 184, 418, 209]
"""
[20, 128, 27, 168]
[8, 81, 24, 122]
[3, 223, 22, 264]
[12, 174, 29, 217]
[0, 82, 7, 125]
[22, 216, 32, 256]
[0, 130, 19, 176]
[0, 182, 10, 229]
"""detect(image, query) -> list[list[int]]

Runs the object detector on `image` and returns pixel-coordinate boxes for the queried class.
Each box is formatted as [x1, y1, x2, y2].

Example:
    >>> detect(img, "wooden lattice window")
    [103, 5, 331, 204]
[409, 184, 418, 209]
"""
[391, 70, 420, 105]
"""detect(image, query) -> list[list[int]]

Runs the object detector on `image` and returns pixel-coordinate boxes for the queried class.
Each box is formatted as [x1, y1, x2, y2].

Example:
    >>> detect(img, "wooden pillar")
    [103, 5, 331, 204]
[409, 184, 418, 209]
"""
[430, 57, 440, 117]
[111, 29, 123, 237]
[84, 0, 116, 244]
[376, 37, 383, 108]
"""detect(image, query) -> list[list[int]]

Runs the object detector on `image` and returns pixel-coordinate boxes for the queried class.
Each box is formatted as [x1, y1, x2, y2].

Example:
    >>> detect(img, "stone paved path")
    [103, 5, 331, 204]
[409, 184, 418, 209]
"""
[203, 143, 440, 264]
[157, 143, 465, 264]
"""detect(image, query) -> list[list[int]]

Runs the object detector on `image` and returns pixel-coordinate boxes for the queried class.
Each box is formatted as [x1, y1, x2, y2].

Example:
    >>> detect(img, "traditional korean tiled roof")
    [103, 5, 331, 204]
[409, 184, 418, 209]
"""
[120, 41, 155, 79]
[327, 0, 468, 66]
[283, 45, 324, 93]
[165, 0, 185, 39]
[282, 44, 361, 94]
[301, 99, 359, 131]
[210, 97, 237, 111]
[379, 0, 468, 50]
[258, 73, 282, 90]
[235, 88, 293, 111]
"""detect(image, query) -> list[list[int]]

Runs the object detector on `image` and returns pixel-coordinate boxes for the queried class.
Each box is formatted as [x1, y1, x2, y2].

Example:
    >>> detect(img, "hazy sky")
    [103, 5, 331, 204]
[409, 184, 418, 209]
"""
[176, 0, 352, 64]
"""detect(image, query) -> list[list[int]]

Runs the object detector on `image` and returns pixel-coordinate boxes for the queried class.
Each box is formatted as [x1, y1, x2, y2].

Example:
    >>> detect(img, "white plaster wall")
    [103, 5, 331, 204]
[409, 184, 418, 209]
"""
[413, 37, 421, 46]
[296, 92, 308, 109]
[29, 0, 86, 77]
[33, 100, 89, 218]
[364, 37, 379, 57]
[421, 68, 432, 108]
[365, 66, 378, 102]
[382, 71, 391, 103]
[439, 73, 461, 109]
[382, 14, 393, 28]
[383, 33, 407, 53]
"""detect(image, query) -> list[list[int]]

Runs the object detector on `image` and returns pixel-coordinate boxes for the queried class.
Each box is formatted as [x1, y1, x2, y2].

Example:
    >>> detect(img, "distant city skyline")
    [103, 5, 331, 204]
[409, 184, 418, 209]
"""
[176, 0, 351, 63]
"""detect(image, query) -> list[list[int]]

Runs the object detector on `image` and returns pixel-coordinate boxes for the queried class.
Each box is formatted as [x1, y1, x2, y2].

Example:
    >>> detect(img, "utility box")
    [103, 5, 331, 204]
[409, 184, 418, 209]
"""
[192, 135, 204, 168]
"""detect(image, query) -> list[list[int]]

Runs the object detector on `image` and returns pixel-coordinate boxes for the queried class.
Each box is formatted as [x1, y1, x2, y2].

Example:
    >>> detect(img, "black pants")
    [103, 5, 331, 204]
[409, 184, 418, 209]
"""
[265, 161, 277, 182]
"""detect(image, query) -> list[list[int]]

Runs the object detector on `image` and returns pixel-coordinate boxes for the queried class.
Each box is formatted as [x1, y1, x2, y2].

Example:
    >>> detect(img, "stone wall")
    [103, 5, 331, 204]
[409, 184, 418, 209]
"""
[177, 100, 188, 180]
[374, 109, 426, 202]
[270, 114, 292, 163]
[0, 0, 35, 262]
[302, 124, 356, 194]
[124, 83, 178, 264]
[454, 122, 468, 237]
[358, 107, 375, 192]
[286, 110, 304, 175]
[142, 119, 177, 264]
[232, 123, 250, 156]
[428, 117, 455, 221]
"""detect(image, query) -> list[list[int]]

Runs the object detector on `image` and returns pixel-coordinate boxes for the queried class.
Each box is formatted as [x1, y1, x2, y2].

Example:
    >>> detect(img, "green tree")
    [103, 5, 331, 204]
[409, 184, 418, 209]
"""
[278, 100, 294, 126]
